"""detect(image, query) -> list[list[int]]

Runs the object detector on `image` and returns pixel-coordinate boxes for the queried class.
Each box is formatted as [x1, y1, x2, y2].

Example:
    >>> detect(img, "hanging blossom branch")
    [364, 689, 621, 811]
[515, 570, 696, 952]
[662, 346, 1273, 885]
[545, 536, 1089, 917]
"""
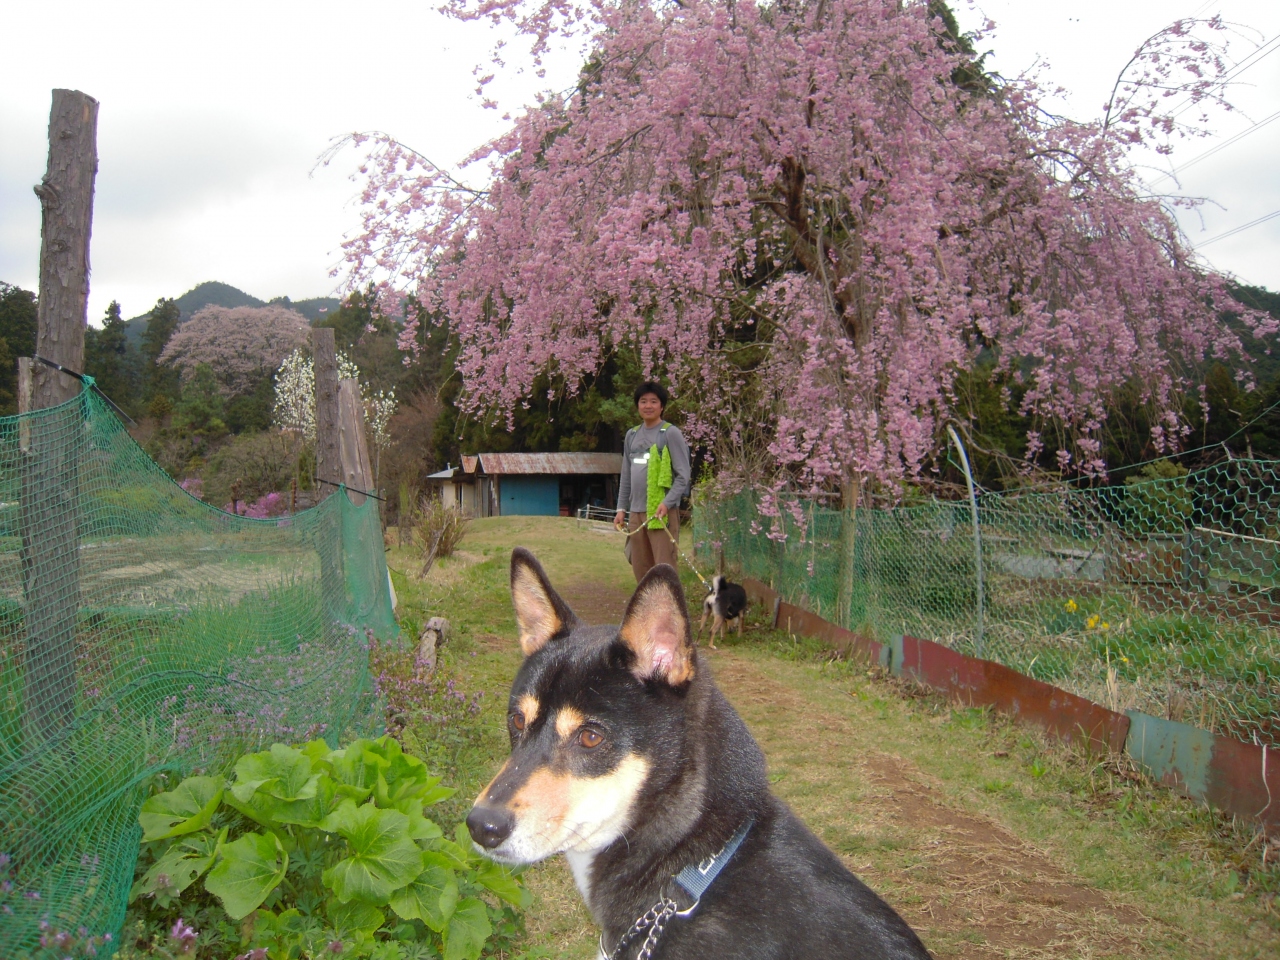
[1101, 16, 1243, 153]
[340, 0, 1272, 490]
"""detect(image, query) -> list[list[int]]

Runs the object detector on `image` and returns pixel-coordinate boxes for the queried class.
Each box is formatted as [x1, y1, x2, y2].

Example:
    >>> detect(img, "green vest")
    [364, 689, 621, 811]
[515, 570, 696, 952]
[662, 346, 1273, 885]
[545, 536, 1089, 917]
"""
[633, 422, 673, 529]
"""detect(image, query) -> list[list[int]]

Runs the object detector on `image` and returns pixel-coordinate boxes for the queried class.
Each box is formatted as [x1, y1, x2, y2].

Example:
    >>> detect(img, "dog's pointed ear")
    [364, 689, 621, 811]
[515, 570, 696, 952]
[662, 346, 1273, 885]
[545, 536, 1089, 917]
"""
[618, 564, 695, 685]
[511, 548, 580, 656]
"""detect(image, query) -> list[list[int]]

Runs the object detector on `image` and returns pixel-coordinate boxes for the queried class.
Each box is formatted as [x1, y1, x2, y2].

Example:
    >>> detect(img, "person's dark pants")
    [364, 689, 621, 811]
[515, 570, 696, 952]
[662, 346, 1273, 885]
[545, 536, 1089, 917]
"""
[628, 511, 679, 583]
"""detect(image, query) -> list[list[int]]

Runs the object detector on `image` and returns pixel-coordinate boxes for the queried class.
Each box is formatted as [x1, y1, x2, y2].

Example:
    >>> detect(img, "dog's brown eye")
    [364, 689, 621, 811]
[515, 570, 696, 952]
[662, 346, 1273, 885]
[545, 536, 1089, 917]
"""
[511, 712, 526, 732]
[578, 729, 603, 749]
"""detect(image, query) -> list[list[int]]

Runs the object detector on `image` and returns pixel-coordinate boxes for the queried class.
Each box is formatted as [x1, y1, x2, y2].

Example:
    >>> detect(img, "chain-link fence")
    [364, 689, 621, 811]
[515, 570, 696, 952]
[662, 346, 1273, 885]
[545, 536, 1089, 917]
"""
[0, 388, 398, 954]
[695, 462, 1280, 750]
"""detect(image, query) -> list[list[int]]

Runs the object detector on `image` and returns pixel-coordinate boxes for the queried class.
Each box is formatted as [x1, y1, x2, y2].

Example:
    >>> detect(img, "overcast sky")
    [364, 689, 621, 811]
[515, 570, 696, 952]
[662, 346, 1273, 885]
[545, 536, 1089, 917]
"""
[1, 0, 1276, 326]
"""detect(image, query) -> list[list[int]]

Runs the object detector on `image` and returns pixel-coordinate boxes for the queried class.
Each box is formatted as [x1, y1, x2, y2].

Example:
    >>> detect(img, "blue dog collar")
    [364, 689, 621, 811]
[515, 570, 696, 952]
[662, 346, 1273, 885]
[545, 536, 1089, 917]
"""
[673, 819, 753, 903]
[598, 820, 755, 959]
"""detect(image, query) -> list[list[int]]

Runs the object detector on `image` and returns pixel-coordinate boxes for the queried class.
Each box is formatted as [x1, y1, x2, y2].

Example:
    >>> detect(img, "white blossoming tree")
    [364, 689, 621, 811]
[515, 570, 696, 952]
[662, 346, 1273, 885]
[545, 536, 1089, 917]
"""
[272, 348, 399, 485]
[365, 387, 397, 485]
[271, 348, 361, 443]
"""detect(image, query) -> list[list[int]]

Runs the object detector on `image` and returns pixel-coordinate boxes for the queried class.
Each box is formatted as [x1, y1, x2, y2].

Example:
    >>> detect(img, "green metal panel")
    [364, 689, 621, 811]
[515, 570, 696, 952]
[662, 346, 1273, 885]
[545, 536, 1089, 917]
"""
[1124, 710, 1213, 799]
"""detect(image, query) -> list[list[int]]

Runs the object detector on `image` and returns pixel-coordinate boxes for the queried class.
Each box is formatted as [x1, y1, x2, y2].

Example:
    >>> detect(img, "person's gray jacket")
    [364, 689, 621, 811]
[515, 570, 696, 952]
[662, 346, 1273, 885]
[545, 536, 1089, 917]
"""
[617, 421, 691, 514]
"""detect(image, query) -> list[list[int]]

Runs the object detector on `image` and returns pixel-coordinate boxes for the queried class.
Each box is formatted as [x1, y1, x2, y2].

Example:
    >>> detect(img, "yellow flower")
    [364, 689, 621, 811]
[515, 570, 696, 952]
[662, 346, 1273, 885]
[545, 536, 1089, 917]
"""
[1086, 614, 1099, 630]
[1064, 599, 1078, 613]
[1101, 622, 1110, 631]
[1120, 655, 1129, 663]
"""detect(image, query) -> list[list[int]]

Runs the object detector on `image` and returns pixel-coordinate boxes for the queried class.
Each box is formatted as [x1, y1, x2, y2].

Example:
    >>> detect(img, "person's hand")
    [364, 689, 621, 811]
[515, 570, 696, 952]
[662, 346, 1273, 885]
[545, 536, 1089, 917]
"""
[614, 510, 626, 530]
[656, 503, 669, 521]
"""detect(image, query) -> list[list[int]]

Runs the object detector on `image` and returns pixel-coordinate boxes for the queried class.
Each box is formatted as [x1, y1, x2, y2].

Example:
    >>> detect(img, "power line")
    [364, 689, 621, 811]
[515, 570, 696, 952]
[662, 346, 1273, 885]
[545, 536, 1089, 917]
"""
[1169, 34, 1280, 120]
[1196, 208, 1280, 247]
[1065, 388, 1280, 485]
[1151, 107, 1280, 183]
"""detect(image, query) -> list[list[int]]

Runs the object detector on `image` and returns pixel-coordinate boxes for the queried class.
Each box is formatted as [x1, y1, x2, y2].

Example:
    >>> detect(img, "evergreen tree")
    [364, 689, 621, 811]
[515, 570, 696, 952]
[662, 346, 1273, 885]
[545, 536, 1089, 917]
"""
[84, 300, 138, 413]
[142, 297, 182, 408]
[173, 363, 228, 439]
[0, 283, 38, 415]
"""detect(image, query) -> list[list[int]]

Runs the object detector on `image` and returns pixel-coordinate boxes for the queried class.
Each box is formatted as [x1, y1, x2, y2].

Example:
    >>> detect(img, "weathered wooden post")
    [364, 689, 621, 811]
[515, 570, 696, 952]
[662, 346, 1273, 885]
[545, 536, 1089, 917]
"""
[337, 378, 374, 507]
[311, 328, 344, 611]
[313, 328, 340, 499]
[25, 89, 97, 741]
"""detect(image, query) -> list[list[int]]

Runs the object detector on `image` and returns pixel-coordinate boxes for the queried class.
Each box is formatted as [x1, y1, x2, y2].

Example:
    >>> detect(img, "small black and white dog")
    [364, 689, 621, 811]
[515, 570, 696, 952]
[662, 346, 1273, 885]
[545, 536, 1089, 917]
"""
[699, 574, 747, 649]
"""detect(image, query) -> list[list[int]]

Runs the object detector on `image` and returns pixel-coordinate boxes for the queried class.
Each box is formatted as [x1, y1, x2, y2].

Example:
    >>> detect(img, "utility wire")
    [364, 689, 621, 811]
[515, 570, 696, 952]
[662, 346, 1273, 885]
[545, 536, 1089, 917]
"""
[1151, 107, 1280, 183]
[1169, 34, 1280, 120]
[1172, 34, 1280, 120]
[1197, 208, 1280, 246]
[1062, 388, 1280, 484]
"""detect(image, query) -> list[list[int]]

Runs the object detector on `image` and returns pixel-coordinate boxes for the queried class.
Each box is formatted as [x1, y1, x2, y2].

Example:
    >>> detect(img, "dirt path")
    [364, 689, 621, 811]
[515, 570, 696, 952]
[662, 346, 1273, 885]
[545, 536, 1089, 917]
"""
[712, 655, 1143, 958]
[554, 581, 1143, 959]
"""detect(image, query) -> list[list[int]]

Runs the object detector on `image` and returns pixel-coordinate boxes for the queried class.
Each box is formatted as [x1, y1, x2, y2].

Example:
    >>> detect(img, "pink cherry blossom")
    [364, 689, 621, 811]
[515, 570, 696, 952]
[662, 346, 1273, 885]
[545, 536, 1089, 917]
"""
[161, 305, 310, 398]
[339, 0, 1272, 488]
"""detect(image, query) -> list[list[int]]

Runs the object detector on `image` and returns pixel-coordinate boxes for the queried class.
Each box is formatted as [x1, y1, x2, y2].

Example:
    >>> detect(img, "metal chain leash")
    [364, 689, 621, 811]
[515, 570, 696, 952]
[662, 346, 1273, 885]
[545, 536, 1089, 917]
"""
[617, 511, 712, 589]
[604, 896, 679, 960]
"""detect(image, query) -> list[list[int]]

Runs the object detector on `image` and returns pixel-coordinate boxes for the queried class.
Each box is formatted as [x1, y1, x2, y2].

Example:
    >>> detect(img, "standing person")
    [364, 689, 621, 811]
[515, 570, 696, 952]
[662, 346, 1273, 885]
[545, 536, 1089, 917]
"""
[614, 382, 691, 582]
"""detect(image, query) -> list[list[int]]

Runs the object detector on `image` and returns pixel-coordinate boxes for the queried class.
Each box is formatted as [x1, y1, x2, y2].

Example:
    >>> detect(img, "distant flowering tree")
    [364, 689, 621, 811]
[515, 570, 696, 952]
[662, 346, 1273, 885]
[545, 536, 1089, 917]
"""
[225, 491, 290, 519]
[271, 348, 362, 443]
[160, 306, 309, 398]
[365, 386, 398, 483]
[342, 0, 1271, 492]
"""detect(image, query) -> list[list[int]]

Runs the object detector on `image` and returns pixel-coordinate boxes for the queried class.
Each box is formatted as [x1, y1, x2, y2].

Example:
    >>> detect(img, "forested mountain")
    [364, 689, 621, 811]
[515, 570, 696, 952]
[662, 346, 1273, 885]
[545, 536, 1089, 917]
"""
[122, 282, 340, 344]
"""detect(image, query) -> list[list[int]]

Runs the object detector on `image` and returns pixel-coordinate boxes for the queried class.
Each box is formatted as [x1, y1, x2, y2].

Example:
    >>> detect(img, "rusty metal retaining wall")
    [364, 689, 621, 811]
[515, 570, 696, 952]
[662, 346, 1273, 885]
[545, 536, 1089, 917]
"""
[743, 577, 1279, 830]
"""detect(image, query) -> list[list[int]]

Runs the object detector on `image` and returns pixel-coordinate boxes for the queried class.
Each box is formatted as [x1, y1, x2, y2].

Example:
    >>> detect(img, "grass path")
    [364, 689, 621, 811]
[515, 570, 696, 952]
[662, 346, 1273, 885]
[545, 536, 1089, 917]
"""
[390, 516, 1278, 959]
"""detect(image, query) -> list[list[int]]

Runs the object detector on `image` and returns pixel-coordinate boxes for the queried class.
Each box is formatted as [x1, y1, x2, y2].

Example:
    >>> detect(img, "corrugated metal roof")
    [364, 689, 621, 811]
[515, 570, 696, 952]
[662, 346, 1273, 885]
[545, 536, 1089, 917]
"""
[461, 456, 479, 475]
[473, 452, 622, 475]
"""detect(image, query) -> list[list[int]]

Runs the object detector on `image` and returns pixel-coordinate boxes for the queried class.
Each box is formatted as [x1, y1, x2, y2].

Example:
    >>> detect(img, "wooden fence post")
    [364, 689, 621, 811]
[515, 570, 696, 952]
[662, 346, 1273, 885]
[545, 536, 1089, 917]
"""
[25, 89, 97, 741]
[337, 378, 374, 507]
[311, 328, 344, 611]
[313, 328, 340, 500]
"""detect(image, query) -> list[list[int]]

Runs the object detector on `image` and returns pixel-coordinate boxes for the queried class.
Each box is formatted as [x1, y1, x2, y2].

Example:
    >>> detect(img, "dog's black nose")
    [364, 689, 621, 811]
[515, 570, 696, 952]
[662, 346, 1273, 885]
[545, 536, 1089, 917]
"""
[466, 805, 515, 849]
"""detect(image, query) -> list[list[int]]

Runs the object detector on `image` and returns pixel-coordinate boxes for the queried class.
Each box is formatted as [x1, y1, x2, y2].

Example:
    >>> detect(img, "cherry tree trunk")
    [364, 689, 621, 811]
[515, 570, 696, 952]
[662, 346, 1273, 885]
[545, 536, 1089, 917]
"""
[25, 89, 97, 741]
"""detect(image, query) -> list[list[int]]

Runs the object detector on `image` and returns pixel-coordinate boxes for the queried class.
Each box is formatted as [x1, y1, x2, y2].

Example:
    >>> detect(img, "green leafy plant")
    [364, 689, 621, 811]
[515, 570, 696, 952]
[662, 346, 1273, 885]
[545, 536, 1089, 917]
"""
[129, 736, 528, 959]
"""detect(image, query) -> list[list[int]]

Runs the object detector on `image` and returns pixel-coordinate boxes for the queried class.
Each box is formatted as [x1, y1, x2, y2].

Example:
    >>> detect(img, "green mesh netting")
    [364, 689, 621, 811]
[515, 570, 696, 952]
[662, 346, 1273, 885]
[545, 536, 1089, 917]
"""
[0, 387, 398, 953]
[696, 468, 1280, 750]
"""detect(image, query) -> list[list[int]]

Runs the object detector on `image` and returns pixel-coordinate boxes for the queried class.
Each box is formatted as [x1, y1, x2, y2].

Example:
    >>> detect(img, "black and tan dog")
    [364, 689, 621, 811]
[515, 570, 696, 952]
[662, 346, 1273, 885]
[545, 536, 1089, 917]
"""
[466, 549, 933, 959]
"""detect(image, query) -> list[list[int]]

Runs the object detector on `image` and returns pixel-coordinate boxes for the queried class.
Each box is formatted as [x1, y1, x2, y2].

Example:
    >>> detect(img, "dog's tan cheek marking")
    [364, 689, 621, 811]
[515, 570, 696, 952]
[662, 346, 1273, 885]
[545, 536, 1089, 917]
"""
[555, 706, 585, 740]
[571, 754, 649, 812]
[562, 754, 652, 852]
[518, 694, 540, 727]
[510, 755, 652, 852]
[510, 769, 572, 831]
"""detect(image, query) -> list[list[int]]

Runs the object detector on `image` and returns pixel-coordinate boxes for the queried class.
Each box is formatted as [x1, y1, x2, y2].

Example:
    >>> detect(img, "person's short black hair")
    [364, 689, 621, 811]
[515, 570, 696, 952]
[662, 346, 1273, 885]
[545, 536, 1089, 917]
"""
[633, 381, 669, 408]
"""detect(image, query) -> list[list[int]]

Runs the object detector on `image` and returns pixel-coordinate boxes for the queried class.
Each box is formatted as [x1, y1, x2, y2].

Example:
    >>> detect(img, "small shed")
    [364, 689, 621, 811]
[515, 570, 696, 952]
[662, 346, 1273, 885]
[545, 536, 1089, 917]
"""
[427, 452, 621, 518]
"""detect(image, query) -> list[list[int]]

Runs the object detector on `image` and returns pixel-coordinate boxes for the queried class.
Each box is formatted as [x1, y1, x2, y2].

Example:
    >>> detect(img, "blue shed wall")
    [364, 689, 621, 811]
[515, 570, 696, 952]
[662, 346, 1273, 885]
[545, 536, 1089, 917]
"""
[498, 476, 560, 516]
